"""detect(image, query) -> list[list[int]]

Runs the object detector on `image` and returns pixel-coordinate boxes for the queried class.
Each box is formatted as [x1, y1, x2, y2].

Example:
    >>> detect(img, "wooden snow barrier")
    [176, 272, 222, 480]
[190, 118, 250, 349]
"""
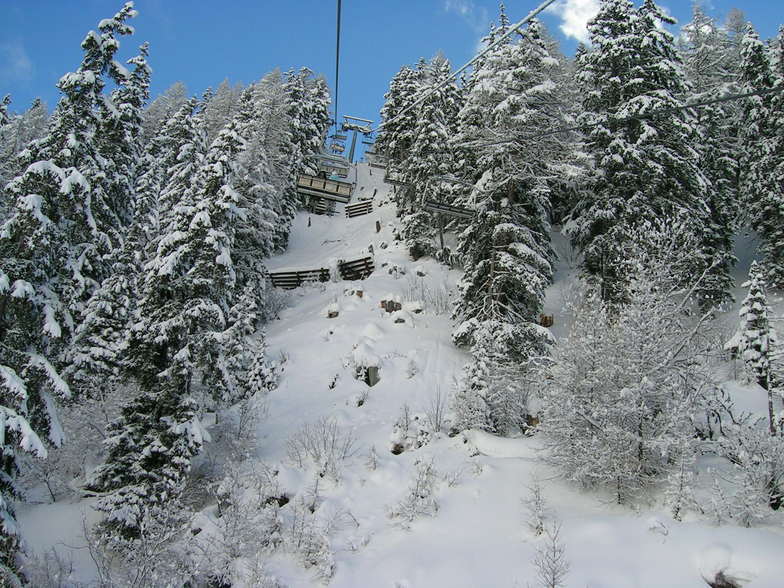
[268, 256, 374, 289]
[345, 200, 373, 218]
[296, 173, 353, 203]
[422, 199, 476, 220]
[338, 256, 374, 281]
[268, 268, 330, 290]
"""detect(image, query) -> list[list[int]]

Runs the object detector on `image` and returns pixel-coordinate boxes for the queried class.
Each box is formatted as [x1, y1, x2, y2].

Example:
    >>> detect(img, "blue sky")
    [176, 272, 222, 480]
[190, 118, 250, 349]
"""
[1, 1, 782, 139]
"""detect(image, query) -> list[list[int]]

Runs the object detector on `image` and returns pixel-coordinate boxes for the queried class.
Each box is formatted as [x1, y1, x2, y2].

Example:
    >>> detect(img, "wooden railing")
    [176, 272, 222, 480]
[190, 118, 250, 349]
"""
[297, 174, 353, 203]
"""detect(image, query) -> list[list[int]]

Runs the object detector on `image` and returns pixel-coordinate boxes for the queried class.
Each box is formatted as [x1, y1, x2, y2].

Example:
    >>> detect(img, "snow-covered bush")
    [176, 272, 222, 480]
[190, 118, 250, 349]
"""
[716, 417, 784, 525]
[89, 502, 194, 587]
[539, 222, 716, 503]
[389, 459, 439, 527]
[453, 338, 538, 435]
[389, 404, 434, 454]
[192, 462, 283, 586]
[286, 496, 336, 581]
[424, 386, 449, 434]
[286, 417, 357, 479]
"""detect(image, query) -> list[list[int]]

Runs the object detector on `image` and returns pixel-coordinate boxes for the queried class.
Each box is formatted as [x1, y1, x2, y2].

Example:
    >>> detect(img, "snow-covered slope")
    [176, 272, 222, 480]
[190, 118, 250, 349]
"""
[253, 163, 784, 587]
[17, 162, 784, 587]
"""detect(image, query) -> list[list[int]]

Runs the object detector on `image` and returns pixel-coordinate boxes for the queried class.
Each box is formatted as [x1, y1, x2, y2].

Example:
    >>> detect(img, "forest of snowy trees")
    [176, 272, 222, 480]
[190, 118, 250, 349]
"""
[375, 0, 784, 539]
[0, 3, 331, 583]
[1, 0, 784, 585]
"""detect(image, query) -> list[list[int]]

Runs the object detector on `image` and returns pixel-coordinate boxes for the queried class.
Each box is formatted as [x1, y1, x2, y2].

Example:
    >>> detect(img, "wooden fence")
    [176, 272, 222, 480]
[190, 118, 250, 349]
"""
[268, 256, 375, 289]
[339, 256, 374, 281]
[268, 268, 331, 290]
[345, 200, 373, 218]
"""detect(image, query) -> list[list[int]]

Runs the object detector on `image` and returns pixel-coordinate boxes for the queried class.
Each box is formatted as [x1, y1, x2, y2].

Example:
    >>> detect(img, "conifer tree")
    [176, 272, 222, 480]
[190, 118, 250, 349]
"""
[397, 56, 461, 258]
[740, 26, 784, 288]
[731, 262, 780, 433]
[141, 81, 187, 142]
[451, 19, 569, 433]
[9, 3, 139, 315]
[376, 66, 422, 167]
[91, 116, 244, 539]
[0, 3, 139, 577]
[98, 42, 151, 232]
[0, 95, 10, 128]
[254, 70, 299, 251]
[680, 6, 742, 307]
[568, 0, 714, 303]
[233, 89, 278, 278]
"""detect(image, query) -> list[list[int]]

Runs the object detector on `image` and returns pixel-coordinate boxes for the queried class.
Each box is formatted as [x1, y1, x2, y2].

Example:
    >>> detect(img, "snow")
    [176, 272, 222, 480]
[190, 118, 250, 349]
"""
[17, 162, 784, 587]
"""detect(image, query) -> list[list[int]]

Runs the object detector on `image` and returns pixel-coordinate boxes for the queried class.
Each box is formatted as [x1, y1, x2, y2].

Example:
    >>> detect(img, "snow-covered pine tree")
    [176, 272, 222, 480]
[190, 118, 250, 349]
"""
[253, 70, 299, 251]
[0, 95, 9, 128]
[202, 78, 243, 144]
[232, 88, 278, 276]
[97, 41, 151, 232]
[730, 261, 780, 434]
[0, 5, 139, 574]
[740, 26, 784, 288]
[90, 114, 246, 540]
[451, 20, 567, 433]
[141, 81, 187, 142]
[89, 374, 207, 541]
[376, 65, 422, 168]
[0, 173, 72, 580]
[568, 0, 714, 304]
[9, 3, 139, 317]
[680, 6, 742, 307]
[66, 239, 137, 401]
[396, 56, 461, 258]
[375, 65, 415, 160]
[0, 98, 49, 218]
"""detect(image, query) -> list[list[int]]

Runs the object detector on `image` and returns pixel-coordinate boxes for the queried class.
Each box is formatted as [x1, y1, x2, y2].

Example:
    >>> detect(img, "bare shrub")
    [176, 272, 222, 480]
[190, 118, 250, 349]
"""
[523, 477, 548, 536]
[424, 386, 448, 433]
[533, 522, 569, 588]
[286, 417, 357, 479]
[286, 497, 335, 581]
[403, 276, 451, 315]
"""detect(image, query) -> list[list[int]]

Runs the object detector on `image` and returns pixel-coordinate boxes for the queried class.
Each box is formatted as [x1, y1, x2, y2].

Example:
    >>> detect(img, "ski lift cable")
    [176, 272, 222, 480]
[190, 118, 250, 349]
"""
[334, 0, 342, 132]
[471, 86, 784, 149]
[373, 0, 559, 134]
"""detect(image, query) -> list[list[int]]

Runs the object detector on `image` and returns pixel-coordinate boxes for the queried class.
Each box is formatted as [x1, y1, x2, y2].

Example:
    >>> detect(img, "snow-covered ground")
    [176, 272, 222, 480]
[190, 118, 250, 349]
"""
[18, 162, 784, 587]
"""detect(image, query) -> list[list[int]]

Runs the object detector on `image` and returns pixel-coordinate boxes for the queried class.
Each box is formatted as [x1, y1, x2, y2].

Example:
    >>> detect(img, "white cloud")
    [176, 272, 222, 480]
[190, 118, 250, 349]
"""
[546, 0, 600, 44]
[444, 0, 489, 34]
[0, 42, 33, 83]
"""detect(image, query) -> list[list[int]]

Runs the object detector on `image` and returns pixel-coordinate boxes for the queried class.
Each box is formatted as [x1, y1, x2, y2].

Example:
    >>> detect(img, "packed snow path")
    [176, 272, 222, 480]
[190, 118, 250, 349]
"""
[254, 163, 784, 587]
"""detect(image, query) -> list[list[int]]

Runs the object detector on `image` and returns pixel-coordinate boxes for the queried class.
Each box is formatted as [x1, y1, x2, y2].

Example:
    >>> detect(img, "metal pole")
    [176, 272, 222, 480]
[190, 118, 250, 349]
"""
[348, 127, 358, 163]
[334, 0, 342, 131]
